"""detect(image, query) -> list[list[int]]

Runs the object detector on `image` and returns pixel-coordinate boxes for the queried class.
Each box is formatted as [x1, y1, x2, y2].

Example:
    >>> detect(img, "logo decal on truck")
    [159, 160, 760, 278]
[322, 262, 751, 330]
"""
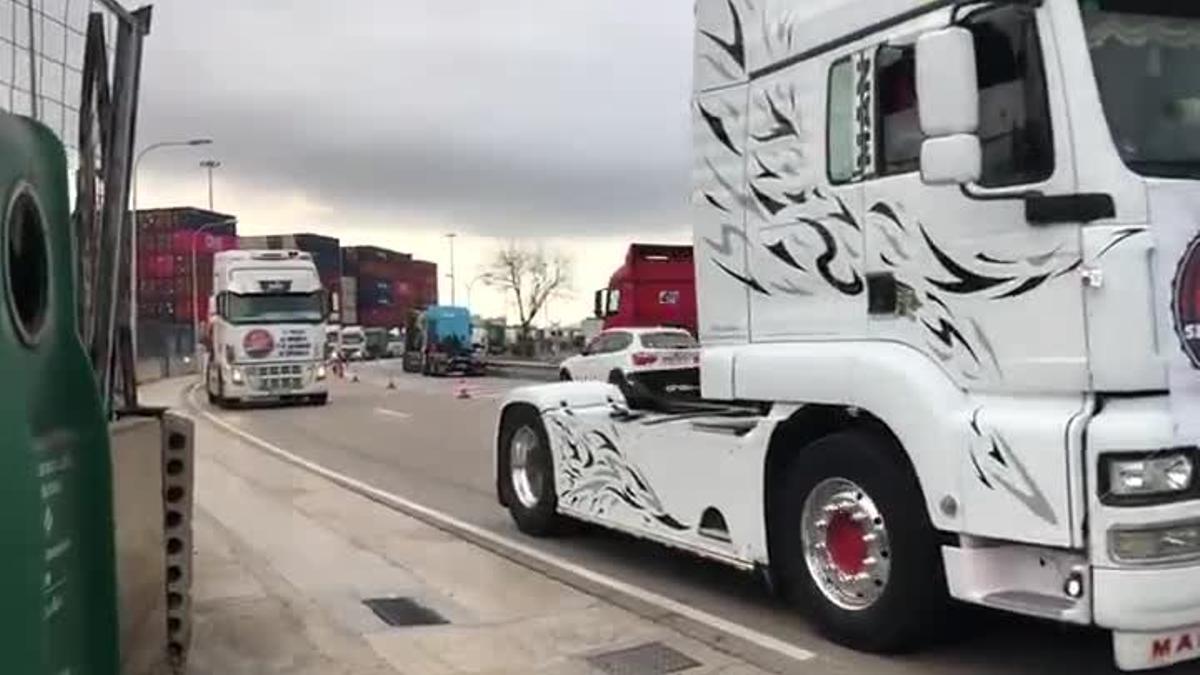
[243, 329, 275, 359]
[1174, 233, 1200, 369]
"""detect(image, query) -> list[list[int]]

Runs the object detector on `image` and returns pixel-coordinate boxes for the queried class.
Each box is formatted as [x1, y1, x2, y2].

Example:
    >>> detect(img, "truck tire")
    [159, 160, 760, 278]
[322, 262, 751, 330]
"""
[206, 370, 217, 405]
[559, 369, 572, 381]
[208, 368, 227, 409]
[498, 407, 564, 536]
[769, 429, 948, 653]
[308, 393, 328, 406]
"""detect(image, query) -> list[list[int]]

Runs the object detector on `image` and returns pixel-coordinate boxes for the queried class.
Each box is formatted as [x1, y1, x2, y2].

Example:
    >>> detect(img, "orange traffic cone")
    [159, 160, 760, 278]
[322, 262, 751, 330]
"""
[456, 379, 471, 399]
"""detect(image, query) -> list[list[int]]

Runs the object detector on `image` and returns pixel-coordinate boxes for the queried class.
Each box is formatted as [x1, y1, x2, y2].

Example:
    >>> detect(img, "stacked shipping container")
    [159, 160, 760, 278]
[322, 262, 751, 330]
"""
[341, 245, 438, 328]
[238, 233, 342, 321]
[136, 207, 238, 325]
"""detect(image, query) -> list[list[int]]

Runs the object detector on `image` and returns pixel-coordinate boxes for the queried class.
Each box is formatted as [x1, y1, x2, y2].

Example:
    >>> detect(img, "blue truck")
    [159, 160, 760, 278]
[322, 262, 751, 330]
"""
[402, 306, 486, 376]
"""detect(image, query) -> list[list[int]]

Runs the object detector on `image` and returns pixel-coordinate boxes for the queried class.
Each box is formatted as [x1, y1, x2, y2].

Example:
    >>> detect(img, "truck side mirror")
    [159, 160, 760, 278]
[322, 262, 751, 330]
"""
[593, 290, 607, 319]
[916, 26, 981, 186]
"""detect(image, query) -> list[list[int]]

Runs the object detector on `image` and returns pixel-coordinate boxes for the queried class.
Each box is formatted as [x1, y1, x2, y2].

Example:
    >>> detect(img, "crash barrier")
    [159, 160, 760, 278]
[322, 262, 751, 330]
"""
[485, 359, 560, 383]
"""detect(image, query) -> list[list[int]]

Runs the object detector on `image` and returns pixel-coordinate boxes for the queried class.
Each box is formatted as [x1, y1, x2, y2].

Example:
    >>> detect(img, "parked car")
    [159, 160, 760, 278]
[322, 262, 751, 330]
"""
[558, 327, 699, 396]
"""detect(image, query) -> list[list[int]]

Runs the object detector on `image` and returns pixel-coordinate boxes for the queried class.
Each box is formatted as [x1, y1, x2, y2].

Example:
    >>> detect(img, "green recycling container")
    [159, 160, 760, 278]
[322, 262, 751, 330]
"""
[0, 112, 120, 674]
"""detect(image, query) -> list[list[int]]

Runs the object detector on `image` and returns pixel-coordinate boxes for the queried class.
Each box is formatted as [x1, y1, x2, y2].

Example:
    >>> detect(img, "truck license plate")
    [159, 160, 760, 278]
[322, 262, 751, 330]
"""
[1114, 625, 1200, 671]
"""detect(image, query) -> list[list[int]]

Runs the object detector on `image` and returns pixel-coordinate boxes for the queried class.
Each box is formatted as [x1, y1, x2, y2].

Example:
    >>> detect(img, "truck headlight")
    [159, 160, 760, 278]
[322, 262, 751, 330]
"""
[1110, 521, 1200, 564]
[1101, 450, 1196, 505]
[230, 367, 245, 385]
[315, 363, 327, 380]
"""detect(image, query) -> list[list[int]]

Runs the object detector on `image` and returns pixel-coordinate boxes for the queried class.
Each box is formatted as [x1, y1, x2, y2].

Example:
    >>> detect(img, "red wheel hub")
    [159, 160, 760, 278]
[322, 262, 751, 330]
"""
[825, 512, 868, 575]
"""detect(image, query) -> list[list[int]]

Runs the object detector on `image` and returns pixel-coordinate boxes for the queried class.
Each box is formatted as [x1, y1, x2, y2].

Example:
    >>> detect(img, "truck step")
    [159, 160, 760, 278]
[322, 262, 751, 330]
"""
[689, 418, 760, 436]
[980, 590, 1077, 620]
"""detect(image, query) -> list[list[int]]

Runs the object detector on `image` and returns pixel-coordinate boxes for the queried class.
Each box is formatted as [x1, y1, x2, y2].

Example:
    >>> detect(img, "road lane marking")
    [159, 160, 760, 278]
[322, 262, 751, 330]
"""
[374, 407, 412, 420]
[188, 386, 815, 666]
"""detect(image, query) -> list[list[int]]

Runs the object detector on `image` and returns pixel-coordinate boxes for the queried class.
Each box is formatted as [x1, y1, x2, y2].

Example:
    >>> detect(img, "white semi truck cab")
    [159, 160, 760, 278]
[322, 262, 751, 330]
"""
[203, 249, 329, 406]
[494, 1, 1200, 670]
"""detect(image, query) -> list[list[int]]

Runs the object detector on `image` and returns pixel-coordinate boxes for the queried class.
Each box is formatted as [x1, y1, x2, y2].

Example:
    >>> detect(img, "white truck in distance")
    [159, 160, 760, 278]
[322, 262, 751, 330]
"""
[495, 0, 1200, 671]
[203, 249, 329, 407]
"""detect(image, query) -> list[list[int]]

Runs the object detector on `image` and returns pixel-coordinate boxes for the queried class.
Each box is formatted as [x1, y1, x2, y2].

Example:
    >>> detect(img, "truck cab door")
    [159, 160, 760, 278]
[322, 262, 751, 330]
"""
[861, 6, 1088, 547]
[861, 5, 1086, 391]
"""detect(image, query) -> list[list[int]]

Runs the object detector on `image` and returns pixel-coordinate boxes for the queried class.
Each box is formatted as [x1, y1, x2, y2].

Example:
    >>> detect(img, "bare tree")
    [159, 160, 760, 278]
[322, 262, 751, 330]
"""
[484, 243, 573, 339]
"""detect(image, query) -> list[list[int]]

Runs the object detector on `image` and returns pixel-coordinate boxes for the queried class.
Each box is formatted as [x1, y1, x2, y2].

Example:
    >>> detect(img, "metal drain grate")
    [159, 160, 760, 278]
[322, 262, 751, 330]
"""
[362, 597, 448, 628]
[585, 642, 701, 675]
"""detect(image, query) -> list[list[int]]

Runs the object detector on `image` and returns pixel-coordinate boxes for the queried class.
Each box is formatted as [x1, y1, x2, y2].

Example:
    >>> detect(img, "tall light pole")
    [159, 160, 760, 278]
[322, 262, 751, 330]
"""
[200, 159, 222, 211]
[130, 138, 212, 360]
[192, 218, 237, 363]
[445, 233, 457, 305]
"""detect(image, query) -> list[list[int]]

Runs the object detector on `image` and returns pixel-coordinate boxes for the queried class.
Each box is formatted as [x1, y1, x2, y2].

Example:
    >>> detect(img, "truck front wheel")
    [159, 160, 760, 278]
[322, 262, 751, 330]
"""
[769, 429, 948, 653]
[207, 366, 225, 408]
[498, 407, 564, 536]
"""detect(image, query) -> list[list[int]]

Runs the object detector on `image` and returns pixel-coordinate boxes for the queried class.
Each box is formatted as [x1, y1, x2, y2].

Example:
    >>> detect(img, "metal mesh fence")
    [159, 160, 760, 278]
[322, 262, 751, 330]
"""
[0, 0, 146, 409]
[0, 0, 122, 179]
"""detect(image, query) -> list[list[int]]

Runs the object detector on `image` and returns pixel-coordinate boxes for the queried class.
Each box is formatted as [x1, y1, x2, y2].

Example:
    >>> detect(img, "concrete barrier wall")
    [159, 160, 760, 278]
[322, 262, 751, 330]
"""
[110, 416, 170, 675]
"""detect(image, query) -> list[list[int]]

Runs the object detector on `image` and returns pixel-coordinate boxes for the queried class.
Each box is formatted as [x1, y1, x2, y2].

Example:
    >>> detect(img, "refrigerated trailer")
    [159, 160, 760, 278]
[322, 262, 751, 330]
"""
[494, 0, 1200, 671]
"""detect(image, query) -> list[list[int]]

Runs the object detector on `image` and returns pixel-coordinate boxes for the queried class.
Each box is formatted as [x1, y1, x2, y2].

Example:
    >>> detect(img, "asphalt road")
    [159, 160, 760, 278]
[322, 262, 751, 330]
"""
[186, 361, 1191, 675]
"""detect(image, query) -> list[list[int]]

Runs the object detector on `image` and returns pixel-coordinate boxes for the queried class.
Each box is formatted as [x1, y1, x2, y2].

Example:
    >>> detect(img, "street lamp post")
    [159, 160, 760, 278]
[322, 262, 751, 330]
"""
[130, 138, 212, 360]
[200, 159, 222, 210]
[191, 218, 237, 364]
[445, 233, 457, 305]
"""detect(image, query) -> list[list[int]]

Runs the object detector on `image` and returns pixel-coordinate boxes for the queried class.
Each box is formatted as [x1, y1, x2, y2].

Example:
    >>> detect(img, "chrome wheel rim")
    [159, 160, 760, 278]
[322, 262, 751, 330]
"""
[801, 477, 892, 611]
[509, 426, 544, 509]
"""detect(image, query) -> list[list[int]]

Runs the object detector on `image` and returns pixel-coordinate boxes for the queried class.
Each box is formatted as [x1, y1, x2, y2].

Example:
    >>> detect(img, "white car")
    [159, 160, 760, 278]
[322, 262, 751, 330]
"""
[558, 327, 699, 386]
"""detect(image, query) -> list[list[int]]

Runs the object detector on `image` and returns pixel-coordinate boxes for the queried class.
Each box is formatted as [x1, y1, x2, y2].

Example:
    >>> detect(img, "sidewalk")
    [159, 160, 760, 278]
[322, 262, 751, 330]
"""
[144, 380, 767, 675]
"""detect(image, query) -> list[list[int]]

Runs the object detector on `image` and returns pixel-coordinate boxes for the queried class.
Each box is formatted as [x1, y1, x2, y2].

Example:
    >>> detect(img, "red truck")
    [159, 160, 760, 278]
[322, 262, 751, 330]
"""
[593, 244, 696, 335]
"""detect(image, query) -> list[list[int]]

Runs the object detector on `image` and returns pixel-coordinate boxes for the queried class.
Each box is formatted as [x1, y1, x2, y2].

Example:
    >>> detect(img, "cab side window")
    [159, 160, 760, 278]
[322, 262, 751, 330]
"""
[876, 45, 921, 176]
[864, 6, 1054, 186]
[827, 57, 859, 183]
[967, 6, 1054, 187]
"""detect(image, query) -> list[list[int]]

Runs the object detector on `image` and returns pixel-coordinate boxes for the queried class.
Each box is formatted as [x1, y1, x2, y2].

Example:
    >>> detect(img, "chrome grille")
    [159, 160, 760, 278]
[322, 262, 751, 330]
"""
[245, 364, 306, 392]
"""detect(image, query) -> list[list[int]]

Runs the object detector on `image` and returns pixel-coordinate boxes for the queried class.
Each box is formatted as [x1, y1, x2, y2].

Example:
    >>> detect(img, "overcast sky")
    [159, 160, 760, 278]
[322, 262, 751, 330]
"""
[136, 0, 695, 322]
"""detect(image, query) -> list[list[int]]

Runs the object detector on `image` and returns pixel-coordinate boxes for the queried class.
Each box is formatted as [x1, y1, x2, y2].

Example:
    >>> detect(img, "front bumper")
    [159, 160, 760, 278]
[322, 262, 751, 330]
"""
[1088, 396, 1200, 670]
[225, 361, 327, 398]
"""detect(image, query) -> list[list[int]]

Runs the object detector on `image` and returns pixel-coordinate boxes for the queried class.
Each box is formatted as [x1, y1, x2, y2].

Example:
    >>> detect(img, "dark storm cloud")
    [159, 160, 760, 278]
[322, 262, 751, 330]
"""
[138, 0, 694, 236]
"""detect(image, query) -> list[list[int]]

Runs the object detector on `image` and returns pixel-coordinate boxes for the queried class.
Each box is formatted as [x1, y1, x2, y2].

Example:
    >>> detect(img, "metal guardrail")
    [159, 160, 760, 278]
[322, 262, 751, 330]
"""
[486, 359, 560, 382]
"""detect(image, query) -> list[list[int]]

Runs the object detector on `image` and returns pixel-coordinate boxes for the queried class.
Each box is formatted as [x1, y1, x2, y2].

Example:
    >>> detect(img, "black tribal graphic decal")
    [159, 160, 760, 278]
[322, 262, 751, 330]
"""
[1097, 227, 1147, 259]
[714, 259, 769, 295]
[968, 409, 1058, 526]
[923, 226, 1016, 295]
[801, 218, 863, 296]
[752, 92, 799, 143]
[699, 0, 746, 72]
[549, 416, 688, 531]
[698, 104, 741, 157]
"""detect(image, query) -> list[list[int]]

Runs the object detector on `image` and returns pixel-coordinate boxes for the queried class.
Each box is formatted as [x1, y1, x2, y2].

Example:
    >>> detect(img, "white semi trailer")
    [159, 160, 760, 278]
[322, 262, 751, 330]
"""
[202, 250, 329, 407]
[494, 0, 1200, 670]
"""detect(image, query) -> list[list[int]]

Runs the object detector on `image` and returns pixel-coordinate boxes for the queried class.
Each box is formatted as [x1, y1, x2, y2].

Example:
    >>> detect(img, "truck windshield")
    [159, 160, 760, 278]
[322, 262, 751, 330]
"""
[1082, 2, 1200, 178]
[226, 293, 324, 324]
